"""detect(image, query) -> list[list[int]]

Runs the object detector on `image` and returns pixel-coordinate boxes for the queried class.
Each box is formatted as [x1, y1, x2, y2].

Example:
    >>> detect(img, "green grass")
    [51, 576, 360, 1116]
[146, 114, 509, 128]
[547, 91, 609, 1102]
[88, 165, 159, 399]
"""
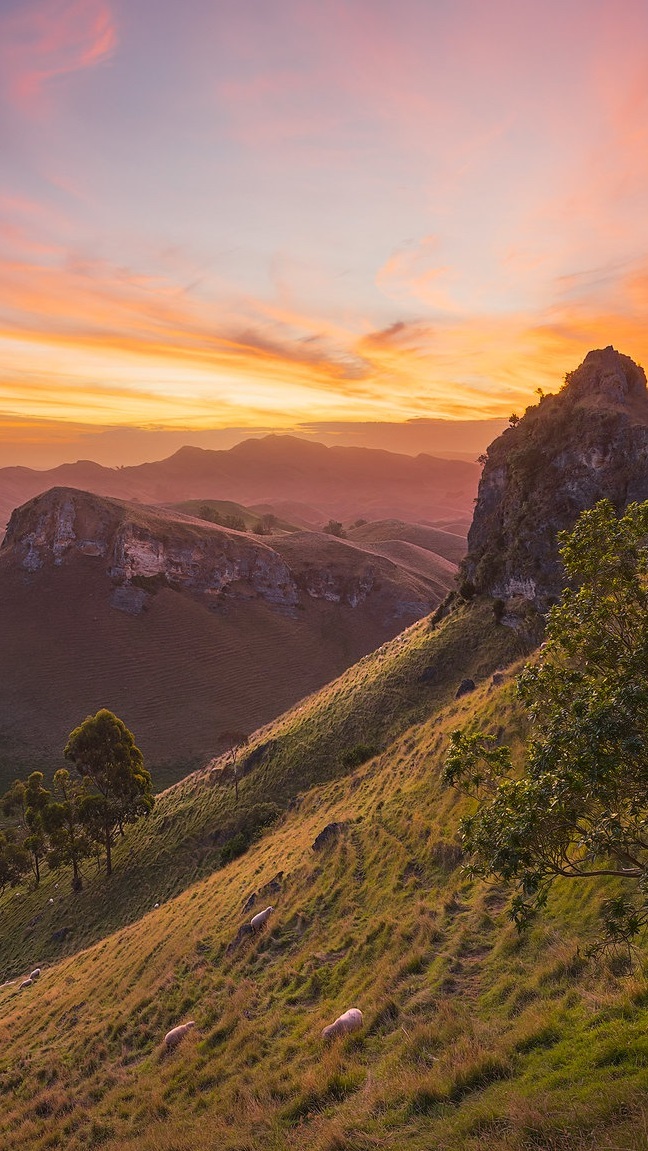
[0, 598, 520, 977]
[1, 597, 647, 1149]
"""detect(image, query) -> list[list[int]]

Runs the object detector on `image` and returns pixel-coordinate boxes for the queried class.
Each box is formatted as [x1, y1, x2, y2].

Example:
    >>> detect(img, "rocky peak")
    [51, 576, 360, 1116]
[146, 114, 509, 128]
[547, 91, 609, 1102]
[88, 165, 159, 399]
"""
[561, 346, 648, 411]
[461, 348, 648, 611]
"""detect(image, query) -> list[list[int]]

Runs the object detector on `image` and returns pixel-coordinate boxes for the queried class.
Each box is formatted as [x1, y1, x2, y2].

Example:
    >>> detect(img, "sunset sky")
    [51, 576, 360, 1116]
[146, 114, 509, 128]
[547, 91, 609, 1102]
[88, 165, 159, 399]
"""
[2, 0, 648, 465]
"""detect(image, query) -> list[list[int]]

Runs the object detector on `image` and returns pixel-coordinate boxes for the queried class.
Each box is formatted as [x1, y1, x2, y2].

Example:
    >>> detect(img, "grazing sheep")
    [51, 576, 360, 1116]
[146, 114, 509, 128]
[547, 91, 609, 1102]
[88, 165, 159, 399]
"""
[164, 1021, 196, 1051]
[29, 968, 41, 980]
[250, 905, 274, 931]
[19, 978, 33, 990]
[322, 1008, 363, 1040]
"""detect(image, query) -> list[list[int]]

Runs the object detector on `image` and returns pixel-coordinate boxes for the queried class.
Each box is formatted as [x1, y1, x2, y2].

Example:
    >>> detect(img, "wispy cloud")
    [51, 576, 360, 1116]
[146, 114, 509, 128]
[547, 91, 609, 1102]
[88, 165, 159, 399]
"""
[2, 0, 117, 112]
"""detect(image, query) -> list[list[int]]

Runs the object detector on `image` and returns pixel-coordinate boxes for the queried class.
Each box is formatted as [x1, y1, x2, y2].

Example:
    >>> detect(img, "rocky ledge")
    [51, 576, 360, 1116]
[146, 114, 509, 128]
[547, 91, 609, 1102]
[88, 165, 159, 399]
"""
[1, 487, 441, 619]
[461, 347, 648, 611]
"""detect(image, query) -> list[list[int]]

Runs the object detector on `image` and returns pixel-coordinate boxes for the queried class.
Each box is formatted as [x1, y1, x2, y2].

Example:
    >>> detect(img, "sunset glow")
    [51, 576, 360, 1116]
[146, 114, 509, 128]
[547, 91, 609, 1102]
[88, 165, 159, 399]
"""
[3, 0, 648, 463]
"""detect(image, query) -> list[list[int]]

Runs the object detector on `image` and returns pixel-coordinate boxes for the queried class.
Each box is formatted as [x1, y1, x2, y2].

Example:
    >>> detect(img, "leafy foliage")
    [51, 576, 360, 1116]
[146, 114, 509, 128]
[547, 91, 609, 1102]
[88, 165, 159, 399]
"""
[44, 769, 95, 890]
[64, 709, 154, 876]
[444, 499, 648, 950]
[323, 519, 346, 537]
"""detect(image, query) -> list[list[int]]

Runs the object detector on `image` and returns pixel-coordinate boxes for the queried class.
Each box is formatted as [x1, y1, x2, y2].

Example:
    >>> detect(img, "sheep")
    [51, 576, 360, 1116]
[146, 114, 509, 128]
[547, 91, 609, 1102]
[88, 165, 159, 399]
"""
[19, 978, 33, 990]
[250, 905, 274, 932]
[164, 1021, 196, 1051]
[29, 968, 41, 980]
[322, 1008, 363, 1040]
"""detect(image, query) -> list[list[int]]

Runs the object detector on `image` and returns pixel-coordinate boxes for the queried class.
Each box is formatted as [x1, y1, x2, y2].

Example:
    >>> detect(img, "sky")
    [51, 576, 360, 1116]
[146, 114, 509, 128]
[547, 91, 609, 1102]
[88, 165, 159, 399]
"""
[2, 0, 648, 466]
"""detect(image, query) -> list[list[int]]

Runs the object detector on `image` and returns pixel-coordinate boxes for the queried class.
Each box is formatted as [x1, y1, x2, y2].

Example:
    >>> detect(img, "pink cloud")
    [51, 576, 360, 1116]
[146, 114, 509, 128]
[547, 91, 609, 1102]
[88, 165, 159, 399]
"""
[2, 0, 117, 112]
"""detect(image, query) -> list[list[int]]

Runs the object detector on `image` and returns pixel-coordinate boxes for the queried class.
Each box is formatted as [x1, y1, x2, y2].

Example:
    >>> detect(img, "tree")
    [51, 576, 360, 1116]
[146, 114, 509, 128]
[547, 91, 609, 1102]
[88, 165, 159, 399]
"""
[2, 772, 51, 885]
[323, 520, 346, 538]
[44, 769, 94, 891]
[444, 499, 648, 951]
[64, 709, 154, 876]
[0, 830, 29, 893]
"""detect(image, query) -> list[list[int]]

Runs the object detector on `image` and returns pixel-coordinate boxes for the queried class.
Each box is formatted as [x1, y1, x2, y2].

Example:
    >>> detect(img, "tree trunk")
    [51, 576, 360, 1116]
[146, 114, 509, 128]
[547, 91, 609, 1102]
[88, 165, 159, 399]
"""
[72, 853, 82, 891]
[105, 824, 112, 876]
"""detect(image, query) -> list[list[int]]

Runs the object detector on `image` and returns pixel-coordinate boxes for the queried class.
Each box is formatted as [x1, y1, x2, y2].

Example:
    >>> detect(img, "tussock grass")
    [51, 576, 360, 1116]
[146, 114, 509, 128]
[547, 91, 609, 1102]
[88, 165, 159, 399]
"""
[0, 599, 646, 1148]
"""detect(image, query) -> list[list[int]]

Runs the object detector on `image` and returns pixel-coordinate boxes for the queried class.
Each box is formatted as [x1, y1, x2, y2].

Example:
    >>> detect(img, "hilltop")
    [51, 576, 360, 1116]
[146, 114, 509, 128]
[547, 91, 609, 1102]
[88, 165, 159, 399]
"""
[462, 347, 648, 609]
[0, 435, 480, 538]
[0, 488, 457, 789]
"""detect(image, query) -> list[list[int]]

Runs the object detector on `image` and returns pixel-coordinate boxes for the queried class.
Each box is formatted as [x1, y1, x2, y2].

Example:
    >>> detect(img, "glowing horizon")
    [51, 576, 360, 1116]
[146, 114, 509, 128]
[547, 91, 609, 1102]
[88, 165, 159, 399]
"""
[3, 0, 648, 464]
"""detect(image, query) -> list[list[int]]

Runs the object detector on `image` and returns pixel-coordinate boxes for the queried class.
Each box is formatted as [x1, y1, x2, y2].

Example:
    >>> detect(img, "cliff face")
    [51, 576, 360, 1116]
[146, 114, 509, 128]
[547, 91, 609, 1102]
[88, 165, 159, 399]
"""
[1, 487, 447, 619]
[461, 347, 648, 610]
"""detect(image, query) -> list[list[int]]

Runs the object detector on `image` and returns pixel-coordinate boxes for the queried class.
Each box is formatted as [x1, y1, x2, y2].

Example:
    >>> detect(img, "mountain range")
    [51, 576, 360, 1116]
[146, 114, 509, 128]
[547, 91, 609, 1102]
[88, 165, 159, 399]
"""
[0, 434, 479, 538]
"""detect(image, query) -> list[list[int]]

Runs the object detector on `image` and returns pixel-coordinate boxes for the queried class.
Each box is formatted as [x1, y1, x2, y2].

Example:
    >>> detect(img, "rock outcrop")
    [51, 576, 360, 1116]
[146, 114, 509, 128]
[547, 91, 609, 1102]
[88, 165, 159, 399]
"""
[461, 347, 648, 611]
[1, 487, 448, 619]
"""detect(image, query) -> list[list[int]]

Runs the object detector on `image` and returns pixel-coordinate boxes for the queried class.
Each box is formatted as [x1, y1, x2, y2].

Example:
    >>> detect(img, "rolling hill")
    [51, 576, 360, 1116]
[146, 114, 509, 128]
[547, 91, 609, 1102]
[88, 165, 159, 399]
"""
[346, 518, 468, 566]
[0, 487, 457, 790]
[0, 435, 480, 539]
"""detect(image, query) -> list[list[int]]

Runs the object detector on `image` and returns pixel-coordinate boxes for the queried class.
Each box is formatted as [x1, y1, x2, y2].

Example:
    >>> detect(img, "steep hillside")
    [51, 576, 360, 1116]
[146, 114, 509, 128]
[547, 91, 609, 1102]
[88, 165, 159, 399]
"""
[0, 435, 480, 537]
[0, 598, 520, 977]
[0, 488, 455, 789]
[463, 346, 648, 609]
[0, 611, 647, 1151]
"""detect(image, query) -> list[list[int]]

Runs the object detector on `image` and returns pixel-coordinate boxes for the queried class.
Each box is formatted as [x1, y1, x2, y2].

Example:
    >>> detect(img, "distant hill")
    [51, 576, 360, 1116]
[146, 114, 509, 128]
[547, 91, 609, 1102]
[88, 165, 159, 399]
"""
[0, 435, 480, 538]
[347, 517, 467, 565]
[0, 488, 457, 788]
[166, 498, 300, 533]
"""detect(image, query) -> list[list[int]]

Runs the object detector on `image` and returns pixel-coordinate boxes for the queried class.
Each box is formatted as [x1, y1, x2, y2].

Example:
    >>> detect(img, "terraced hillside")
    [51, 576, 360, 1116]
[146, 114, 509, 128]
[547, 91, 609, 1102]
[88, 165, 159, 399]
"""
[0, 598, 646, 1151]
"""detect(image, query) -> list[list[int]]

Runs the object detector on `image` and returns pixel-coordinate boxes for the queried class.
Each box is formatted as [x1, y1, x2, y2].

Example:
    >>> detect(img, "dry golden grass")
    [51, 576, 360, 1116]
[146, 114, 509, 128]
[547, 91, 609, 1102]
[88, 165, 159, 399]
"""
[0, 601, 646, 1149]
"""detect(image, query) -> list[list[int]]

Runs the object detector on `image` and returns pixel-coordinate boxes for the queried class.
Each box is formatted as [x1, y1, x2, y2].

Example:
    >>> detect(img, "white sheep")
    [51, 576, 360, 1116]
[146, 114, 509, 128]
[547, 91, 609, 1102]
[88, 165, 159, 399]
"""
[322, 1008, 363, 1040]
[29, 968, 41, 980]
[250, 905, 274, 931]
[164, 1021, 196, 1051]
[19, 978, 33, 990]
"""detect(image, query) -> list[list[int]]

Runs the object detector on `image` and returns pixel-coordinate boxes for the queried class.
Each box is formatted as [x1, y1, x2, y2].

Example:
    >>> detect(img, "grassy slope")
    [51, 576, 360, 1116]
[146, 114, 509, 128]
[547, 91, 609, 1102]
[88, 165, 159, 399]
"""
[167, 499, 300, 533]
[0, 599, 520, 977]
[1, 603, 647, 1150]
[347, 520, 467, 566]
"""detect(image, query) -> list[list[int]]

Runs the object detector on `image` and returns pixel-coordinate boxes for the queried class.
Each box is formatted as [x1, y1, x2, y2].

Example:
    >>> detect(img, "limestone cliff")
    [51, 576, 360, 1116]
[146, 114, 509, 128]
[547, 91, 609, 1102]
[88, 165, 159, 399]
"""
[461, 347, 648, 610]
[1, 487, 447, 620]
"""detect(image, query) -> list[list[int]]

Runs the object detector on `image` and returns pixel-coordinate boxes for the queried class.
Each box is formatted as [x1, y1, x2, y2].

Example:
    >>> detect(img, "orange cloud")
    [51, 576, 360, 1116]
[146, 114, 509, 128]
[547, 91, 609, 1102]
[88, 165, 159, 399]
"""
[2, 0, 117, 111]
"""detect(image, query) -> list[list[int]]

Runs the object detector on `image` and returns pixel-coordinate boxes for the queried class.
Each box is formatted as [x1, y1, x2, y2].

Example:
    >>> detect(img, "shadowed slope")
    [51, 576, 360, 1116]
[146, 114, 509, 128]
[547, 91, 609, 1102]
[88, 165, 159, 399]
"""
[0, 600, 520, 977]
[0, 488, 454, 789]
